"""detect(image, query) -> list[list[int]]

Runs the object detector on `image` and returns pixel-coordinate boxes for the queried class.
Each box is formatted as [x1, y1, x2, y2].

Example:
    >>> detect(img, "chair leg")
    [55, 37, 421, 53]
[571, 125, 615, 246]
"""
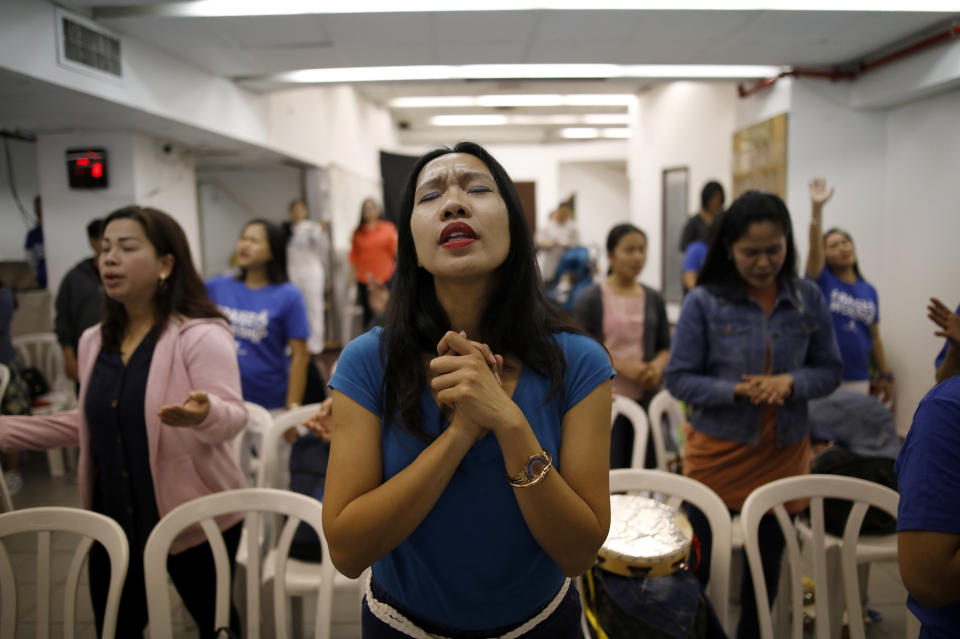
[46, 448, 65, 477]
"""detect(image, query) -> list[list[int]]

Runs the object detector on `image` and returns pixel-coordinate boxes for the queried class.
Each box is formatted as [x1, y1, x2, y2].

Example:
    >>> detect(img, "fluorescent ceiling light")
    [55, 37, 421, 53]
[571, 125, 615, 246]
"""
[582, 114, 631, 125]
[430, 115, 510, 126]
[276, 64, 781, 84]
[561, 128, 601, 139]
[427, 113, 632, 126]
[102, 1, 959, 18]
[390, 94, 636, 109]
[560, 127, 632, 139]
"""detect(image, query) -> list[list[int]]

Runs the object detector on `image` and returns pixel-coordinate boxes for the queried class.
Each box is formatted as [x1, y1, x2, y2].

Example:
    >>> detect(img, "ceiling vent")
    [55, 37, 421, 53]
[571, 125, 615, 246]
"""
[55, 9, 122, 81]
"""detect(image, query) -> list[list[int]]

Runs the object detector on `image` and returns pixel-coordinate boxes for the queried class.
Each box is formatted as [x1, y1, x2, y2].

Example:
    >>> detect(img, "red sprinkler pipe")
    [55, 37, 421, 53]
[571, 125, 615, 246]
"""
[737, 21, 960, 98]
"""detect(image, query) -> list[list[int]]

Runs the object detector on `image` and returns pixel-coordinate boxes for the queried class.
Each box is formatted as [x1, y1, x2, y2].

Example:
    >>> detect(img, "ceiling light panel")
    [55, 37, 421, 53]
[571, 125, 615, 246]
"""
[264, 64, 782, 84]
[98, 1, 960, 17]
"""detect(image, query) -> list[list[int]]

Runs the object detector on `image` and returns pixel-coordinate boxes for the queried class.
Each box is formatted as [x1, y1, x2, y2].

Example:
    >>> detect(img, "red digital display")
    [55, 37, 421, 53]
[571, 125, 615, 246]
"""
[66, 148, 108, 189]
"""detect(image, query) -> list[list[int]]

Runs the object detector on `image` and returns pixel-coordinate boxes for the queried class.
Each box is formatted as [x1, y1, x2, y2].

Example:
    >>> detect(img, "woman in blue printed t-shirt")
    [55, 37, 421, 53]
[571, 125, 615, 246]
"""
[323, 142, 614, 638]
[206, 219, 310, 412]
[805, 178, 894, 403]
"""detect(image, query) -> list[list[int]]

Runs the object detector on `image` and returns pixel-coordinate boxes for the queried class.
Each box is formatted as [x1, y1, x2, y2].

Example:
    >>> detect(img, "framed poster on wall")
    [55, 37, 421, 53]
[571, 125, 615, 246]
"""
[732, 113, 788, 199]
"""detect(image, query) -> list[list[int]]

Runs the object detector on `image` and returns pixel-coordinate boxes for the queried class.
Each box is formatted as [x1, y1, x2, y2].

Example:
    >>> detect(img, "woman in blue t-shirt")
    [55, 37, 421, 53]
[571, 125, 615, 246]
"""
[806, 178, 893, 402]
[323, 142, 614, 638]
[206, 219, 310, 411]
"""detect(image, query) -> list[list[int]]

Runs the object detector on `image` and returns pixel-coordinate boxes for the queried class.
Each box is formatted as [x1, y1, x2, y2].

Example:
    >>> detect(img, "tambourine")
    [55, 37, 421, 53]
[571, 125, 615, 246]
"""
[596, 494, 693, 578]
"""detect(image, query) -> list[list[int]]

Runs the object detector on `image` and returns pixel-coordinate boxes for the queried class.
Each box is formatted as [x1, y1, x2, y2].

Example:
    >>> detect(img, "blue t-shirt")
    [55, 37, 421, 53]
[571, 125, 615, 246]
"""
[205, 275, 309, 409]
[682, 240, 708, 274]
[329, 327, 614, 630]
[813, 268, 878, 382]
[896, 376, 960, 637]
[933, 303, 960, 369]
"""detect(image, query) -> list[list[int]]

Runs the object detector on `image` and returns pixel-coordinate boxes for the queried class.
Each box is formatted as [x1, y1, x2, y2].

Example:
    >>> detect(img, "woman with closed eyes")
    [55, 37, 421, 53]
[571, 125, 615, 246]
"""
[323, 142, 614, 638]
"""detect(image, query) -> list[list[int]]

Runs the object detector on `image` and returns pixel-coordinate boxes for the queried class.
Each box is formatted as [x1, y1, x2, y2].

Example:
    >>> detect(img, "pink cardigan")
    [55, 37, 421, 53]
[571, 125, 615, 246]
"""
[0, 317, 248, 553]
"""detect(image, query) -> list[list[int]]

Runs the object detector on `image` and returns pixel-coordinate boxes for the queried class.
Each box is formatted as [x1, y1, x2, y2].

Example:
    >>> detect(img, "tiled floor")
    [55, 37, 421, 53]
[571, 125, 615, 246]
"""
[4, 451, 913, 638]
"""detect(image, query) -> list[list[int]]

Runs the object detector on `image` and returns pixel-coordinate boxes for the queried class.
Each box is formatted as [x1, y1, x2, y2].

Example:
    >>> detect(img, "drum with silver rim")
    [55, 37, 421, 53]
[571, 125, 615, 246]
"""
[597, 493, 693, 578]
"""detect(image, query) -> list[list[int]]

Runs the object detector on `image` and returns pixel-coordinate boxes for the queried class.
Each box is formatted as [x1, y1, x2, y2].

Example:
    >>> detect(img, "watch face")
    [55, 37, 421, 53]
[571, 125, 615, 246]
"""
[526, 455, 547, 477]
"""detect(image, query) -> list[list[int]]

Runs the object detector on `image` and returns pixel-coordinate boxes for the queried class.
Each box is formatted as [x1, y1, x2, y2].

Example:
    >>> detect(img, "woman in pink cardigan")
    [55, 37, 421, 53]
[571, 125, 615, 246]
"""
[0, 206, 247, 637]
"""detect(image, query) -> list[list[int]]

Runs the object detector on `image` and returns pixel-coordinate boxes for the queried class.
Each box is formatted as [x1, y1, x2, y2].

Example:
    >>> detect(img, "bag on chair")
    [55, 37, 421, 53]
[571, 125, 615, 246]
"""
[811, 445, 898, 536]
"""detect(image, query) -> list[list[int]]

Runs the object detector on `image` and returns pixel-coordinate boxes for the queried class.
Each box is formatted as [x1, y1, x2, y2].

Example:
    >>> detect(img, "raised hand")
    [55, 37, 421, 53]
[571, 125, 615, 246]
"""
[928, 297, 960, 347]
[158, 391, 211, 427]
[809, 178, 835, 208]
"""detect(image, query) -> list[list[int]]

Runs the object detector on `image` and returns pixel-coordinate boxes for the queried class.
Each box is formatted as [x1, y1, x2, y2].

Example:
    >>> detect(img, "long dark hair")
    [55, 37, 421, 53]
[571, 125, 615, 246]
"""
[823, 227, 864, 280]
[697, 190, 798, 293]
[236, 219, 288, 284]
[100, 206, 224, 351]
[605, 223, 647, 275]
[354, 198, 380, 235]
[381, 142, 584, 439]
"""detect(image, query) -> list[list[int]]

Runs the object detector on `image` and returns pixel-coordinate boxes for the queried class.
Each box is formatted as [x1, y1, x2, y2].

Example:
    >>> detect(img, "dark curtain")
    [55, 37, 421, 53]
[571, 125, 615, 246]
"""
[379, 151, 420, 223]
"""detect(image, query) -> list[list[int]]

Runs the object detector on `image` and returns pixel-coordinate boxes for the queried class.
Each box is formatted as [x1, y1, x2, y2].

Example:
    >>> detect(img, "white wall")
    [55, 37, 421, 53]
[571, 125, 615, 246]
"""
[737, 71, 960, 433]
[36, 131, 138, 296]
[36, 131, 199, 299]
[0, 136, 39, 261]
[629, 81, 737, 290]
[783, 79, 886, 282]
[881, 88, 960, 432]
[556, 161, 630, 275]
[196, 165, 302, 277]
[478, 140, 629, 231]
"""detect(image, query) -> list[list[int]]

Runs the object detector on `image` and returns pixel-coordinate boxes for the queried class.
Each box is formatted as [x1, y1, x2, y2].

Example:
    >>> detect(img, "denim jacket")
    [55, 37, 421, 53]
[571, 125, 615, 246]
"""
[665, 276, 842, 447]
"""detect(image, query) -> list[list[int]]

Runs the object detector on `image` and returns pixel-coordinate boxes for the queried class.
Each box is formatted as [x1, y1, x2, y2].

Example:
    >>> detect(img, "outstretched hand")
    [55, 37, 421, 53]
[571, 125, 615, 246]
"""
[158, 391, 211, 427]
[809, 178, 835, 208]
[928, 297, 960, 347]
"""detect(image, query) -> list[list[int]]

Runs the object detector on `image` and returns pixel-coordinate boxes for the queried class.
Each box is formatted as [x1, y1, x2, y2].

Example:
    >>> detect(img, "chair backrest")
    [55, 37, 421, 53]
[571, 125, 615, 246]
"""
[609, 468, 732, 630]
[611, 394, 649, 469]
[234, 402, 274, 485]
[12, 333, 71, 394]
[257, 404, 325, 489]
[647, 389, 686, 467]
[143, 487, 334, 639]
[0, 362, 10, 401]
[0, 456, 12, 514]
[739, 475, 899, 639]
[0, 507, 129, 639]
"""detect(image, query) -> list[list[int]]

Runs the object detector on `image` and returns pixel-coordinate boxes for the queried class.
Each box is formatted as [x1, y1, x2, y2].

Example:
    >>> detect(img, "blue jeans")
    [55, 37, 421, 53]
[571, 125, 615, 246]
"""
[362, 577, 583, 638]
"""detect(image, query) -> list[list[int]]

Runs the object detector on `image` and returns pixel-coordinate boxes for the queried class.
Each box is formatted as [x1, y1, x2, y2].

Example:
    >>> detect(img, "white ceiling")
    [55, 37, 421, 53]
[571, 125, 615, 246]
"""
[5, 3, 959, 154]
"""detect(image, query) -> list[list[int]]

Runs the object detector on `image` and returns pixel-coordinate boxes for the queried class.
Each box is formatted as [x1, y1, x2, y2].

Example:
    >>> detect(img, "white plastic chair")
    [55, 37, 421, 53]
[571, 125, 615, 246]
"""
[740, 475, 901, 639]
[611, 394, 650, 469]
[234, 401, 273, 485]
[608, 468, 733, 631]
[0, 506, 129, 639]
[247, 404, 362, 636]
[144, 487, 334, 639]
[13, 333, 78, 477]
[647, 389, 687, 471]
[0, 364, 12, 511]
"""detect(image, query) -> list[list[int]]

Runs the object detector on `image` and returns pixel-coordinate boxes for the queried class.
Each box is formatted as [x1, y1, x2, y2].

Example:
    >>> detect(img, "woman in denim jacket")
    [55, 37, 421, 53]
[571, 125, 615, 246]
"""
[666, 190, 842, 639]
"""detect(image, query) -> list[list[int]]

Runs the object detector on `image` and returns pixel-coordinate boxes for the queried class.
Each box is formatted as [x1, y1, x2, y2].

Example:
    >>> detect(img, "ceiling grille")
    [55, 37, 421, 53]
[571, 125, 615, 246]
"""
[59, 13, 122, 78]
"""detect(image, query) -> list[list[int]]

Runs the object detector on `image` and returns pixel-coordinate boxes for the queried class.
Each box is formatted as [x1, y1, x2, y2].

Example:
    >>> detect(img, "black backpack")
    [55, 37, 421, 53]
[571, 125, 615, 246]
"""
[810, 446, 898, 536]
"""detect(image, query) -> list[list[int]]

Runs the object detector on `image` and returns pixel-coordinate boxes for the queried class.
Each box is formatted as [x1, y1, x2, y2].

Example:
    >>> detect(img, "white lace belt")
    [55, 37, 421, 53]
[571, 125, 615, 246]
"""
[363, 571, 571, 639]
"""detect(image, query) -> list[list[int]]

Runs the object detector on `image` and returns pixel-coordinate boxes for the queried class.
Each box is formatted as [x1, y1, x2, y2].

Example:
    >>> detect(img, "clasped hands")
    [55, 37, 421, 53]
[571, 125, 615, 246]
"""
[618, 360, 664, 390]
[429, 330, 519, 442]
[734, 374, 794, 406]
